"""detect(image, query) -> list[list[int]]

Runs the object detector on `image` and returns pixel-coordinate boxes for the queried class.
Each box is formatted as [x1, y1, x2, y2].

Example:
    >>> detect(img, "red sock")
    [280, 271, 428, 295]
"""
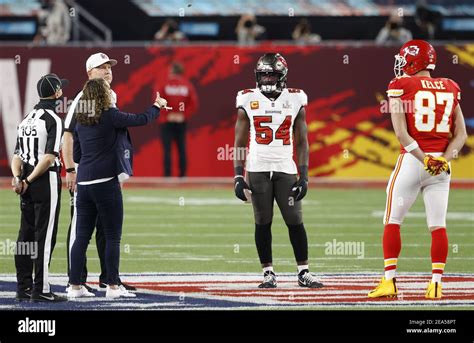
[431, 228, 448, 282]
[383, 224, 401, 278]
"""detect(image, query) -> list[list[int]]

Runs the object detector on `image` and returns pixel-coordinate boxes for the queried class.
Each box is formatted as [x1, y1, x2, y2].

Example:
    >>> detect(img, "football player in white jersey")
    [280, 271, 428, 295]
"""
[233, 53, 323, 288]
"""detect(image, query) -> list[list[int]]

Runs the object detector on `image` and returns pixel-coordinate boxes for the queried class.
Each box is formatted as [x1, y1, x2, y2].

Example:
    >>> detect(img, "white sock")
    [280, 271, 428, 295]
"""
[297, 265, 309, 274]
[431, 273, 442, 283]
[385, 269, 396, 280]
[263, 266, 274, 274]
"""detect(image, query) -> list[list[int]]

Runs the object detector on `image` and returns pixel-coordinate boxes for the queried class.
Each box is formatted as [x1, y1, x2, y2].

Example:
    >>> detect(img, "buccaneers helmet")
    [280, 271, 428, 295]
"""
[255, 53, 288, 93]
[394, 40, 437, 77]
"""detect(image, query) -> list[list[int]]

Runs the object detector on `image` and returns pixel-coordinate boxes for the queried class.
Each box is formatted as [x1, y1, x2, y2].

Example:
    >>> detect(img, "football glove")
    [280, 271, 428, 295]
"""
[234, 176, 251, 202]
[423, 155, 450, 176]
[292, 178, 308, 201]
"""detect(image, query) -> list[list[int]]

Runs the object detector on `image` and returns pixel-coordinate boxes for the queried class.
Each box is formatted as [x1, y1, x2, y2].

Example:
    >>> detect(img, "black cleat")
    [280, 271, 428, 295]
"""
[100, 282, 137, 291]
[298, 270, 324, 288]
[66, 282, 96, 293]
[31, 292, 68, 303]
[258, 271, 277, 288]
[119, 282, 136, 291]
[82, 283, 96, 293]
[15, 288, 32, 301]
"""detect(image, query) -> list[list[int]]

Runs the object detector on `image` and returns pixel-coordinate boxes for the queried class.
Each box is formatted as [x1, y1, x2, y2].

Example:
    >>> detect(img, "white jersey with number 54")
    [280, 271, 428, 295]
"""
[236, 88, 307, 174]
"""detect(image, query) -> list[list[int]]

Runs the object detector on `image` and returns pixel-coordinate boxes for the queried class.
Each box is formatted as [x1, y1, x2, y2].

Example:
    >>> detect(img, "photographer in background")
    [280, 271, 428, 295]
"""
[376, 13, 412, 46]
[292, 18, 321, 44]
[154, 19, 186, 42]
[34, 0, 71, 45]
[236, 14, 265, 45]
[414, 0, 442, 40]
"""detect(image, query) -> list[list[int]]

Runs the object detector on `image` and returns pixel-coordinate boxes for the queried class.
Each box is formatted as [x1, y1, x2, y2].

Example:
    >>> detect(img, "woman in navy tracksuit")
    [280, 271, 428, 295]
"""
[67, 78, 168, 299]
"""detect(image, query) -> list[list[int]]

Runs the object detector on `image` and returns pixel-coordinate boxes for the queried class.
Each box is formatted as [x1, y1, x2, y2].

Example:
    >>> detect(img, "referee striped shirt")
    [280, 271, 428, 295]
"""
[14, 100, 63, 168]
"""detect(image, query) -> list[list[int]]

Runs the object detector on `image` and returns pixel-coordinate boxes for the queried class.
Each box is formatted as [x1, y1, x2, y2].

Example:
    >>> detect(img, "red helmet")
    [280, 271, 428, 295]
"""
[394, 40, 437, 77]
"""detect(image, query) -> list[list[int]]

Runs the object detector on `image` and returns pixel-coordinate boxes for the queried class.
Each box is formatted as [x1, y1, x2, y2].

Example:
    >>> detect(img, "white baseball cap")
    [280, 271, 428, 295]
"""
[86, 52, 117, 72]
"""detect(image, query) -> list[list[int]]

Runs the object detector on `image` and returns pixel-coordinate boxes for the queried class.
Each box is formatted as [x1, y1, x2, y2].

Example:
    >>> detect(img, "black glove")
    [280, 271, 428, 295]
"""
[234, 176, 251, 202]
[292, 165, 308, 201]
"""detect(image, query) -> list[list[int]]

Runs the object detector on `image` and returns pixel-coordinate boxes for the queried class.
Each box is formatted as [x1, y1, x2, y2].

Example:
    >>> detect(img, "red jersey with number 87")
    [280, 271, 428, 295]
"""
[387, 75, 461, 153]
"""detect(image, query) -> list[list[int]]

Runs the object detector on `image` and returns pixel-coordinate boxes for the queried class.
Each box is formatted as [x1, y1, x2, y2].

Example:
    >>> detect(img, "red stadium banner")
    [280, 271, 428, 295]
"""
[0, 44, 472, 178]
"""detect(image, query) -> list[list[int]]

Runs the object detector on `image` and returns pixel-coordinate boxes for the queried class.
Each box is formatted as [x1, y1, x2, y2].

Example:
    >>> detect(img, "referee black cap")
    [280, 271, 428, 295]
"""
[37, 73, 69, 98]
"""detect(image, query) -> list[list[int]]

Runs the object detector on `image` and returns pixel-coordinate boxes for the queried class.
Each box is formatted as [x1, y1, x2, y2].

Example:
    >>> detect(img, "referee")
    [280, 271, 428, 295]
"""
[11, 73, 68, 302]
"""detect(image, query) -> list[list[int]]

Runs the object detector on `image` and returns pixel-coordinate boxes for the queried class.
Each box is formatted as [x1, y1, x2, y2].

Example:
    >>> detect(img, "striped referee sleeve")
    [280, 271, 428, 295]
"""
[44, 110, 63, 156]
[64, 91, 82, 132]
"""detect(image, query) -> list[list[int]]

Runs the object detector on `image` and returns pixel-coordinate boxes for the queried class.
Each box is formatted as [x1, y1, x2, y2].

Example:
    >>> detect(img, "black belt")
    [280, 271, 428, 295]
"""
[23, 163, 60, 173]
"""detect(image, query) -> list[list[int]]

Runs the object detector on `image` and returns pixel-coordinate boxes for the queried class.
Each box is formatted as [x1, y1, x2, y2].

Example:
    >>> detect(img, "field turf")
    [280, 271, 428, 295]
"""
[1, 187, 472, 276]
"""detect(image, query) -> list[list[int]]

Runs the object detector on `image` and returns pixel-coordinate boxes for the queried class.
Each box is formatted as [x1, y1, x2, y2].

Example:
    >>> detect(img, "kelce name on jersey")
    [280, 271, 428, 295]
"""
[421, 80, 446, 90]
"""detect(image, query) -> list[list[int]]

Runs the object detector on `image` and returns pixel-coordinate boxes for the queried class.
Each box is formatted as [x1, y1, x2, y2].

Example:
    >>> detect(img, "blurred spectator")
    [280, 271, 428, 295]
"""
[375, 13, 412, 45]
[154, 19, 186, 41]
[34, 0, 71, 45]
[155, 63, 198, 177]
[235, 14, 265, 45]
[414, 0, 442, 40]
[292, 18, 321, 44]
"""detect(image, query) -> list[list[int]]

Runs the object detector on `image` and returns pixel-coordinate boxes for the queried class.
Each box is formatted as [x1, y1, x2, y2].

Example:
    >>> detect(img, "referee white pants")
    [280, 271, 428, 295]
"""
[383, 152, 451, 228]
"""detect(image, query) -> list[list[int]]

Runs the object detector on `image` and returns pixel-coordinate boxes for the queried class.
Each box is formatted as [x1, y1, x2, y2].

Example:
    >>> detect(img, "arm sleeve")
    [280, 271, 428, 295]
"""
[236, 91, 244, 108]
[44, 112, 63, 156]
[300, 90, 308, 106]
[64, 92, 81, 132]
[449, 79, 461, 101]
[110, 106, 160, 128]
[14, 134, 20, 155]
[386, 78, 404, 98]
[73, 128, 81, 164]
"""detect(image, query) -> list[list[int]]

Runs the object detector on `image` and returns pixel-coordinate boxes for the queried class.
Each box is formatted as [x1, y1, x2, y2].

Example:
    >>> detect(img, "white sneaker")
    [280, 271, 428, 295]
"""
[106, 285, 137, 299]
[67, 285, 96, 298]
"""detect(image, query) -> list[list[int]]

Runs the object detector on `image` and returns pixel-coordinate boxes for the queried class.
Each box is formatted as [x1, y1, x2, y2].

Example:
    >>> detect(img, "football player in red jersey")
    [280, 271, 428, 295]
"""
[368, 40, 467, 299]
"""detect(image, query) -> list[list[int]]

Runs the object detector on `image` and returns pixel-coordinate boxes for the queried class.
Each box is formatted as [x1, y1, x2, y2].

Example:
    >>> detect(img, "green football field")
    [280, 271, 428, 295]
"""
[0, 186, 472, 276]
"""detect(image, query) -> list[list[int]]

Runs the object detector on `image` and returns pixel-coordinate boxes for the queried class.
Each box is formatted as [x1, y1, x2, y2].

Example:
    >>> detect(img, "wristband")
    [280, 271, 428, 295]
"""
[66, 168, 76, 173]
[25, 178, 32, 185]
[404, 141, 419, 153]
[234, 166, 244, 177]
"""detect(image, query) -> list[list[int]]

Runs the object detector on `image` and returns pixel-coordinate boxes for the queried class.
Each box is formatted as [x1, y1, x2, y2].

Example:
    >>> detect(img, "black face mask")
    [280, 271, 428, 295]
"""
[259, 73, 279, 85]
[390, 22, 401, 30]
